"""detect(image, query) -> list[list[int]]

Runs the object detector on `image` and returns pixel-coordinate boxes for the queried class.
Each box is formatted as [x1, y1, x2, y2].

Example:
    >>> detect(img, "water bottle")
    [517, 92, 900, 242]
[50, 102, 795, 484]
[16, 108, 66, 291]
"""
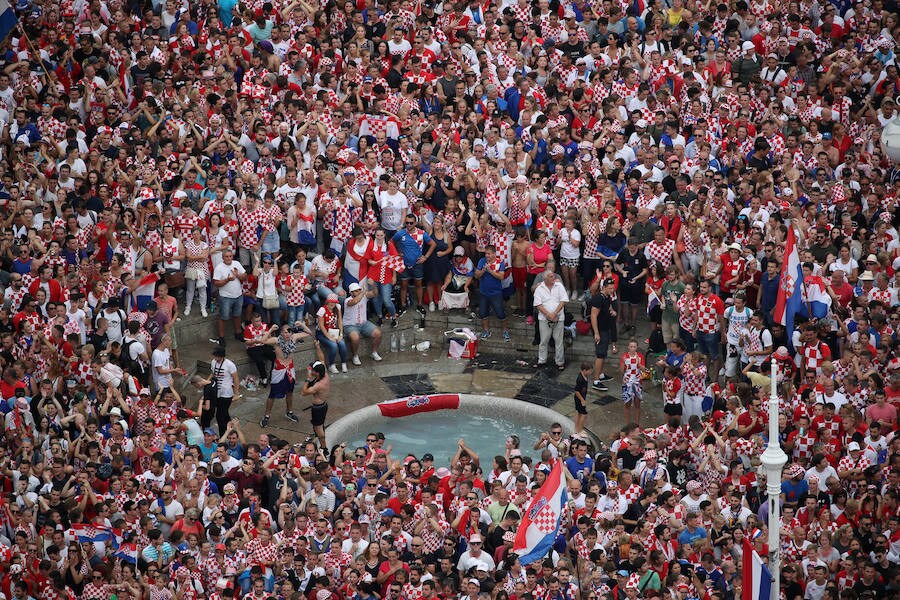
[390, 333, 398, 353]
[399, 331, 407, 351]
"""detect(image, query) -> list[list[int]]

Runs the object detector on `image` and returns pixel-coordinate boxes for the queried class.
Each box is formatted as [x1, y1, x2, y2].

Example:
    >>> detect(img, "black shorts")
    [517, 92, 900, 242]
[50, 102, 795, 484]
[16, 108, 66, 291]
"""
[574, 397, 588, 415]
[619, 282, 643, 305]
[594, 330, 611, 359]
[311, 402, 328, 427]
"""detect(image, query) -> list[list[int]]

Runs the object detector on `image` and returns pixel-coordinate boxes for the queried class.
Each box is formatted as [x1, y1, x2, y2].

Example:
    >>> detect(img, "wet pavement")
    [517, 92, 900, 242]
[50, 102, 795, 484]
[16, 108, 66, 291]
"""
[176, 322, 667, 447]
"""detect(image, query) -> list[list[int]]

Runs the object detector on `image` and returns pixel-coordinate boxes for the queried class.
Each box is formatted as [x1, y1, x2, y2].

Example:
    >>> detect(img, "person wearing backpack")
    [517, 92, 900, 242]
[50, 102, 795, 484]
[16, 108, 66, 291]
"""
[120, 320, 150, 387]
[739, 312, 773, 374]
[96, 297, 128, 345]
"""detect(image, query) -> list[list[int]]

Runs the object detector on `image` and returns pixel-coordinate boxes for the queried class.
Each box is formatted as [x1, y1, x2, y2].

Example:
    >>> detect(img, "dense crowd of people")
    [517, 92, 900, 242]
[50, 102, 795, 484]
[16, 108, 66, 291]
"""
[0, 0, 899, 598]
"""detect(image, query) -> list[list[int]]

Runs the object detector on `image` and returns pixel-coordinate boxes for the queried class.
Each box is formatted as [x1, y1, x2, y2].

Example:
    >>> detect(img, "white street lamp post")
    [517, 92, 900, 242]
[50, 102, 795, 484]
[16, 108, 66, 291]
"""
[760, 357, 788, 600]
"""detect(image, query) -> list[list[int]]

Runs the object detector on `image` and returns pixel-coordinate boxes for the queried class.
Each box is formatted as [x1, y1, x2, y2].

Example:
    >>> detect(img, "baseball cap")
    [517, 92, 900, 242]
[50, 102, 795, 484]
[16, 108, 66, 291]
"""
[742, 41, 755, 51]
[348, 282, 361, 293]
[204, 428, 217, 436]
[139, 388, 151, 396]
[847, 441, 861, 452]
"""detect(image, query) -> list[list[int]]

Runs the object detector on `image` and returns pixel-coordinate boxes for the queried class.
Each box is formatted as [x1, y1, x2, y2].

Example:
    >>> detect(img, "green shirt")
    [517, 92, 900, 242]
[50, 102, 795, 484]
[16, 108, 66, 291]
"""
[661, 280, 686, 320]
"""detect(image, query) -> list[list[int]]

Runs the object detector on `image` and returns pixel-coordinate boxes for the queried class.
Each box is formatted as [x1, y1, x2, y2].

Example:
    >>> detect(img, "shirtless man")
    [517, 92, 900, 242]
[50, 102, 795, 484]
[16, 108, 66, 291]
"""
[302, 361, 331, 454]
[511, 227, 530, 316]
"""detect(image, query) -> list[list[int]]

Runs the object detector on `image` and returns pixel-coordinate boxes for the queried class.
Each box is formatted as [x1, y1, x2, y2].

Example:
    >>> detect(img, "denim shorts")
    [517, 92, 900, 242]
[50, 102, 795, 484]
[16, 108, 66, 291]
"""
[478, 293, 506, 320]
[400, 262, 424, 280]
[696, 331, 720, 360]
[219, 295, 243, 320]
[345, 321, 378, 337]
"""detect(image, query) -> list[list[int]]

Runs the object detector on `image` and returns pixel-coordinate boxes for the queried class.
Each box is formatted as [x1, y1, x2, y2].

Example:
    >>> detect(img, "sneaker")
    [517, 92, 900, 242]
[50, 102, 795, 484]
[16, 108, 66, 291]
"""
[397, 308, 407, 318]
[260, 377, 268, 386]
[341, 363, 348, 373]
[211, 336, 225, 345]
[184, 307, 191, 317]
[260, 415, 269, 428]
[329, 364, 339, 374]
[479, 330, 492, 339]
[371, 352, 383, 362]
[376, 316, 384, 326]
[416, 305, 426, 315]
[285, 411, 299, 423]
[592, 380, 609, 391]
[526, 315, 535, 325]
[597, 373, 613, 382]
[352, 355, 362, 366]
[428, 302, 436, 312]
[201, 307, 208, 318]
[503, 330, 510, 342]
[391, 318, 398, 328]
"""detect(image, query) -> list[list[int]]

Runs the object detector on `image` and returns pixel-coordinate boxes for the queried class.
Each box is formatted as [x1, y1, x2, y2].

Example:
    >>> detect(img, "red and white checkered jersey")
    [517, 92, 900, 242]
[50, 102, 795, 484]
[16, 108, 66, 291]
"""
[644, 238, 676, 269]
[693, 293, 724, 334]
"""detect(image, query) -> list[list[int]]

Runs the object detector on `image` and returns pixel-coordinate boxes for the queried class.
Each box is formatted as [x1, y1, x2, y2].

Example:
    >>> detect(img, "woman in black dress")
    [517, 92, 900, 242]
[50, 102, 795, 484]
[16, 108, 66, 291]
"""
[425, 216, 453, 311]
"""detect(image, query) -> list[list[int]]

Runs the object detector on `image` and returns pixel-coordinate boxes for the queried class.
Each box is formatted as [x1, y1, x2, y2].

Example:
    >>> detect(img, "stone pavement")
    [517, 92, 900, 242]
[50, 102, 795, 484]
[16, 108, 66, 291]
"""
[174, 312, 667, 447]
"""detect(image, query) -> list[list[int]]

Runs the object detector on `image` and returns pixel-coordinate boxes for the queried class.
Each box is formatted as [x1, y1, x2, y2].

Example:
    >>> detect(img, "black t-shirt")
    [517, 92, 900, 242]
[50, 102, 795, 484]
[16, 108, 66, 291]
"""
[574, 373, 588, 404]
[852, 579, 886, 599]
[615, 249, 648, 284]
[617, 449, 641, 471]
[782, 580, 803, 600]
[590, 292, 616, 332]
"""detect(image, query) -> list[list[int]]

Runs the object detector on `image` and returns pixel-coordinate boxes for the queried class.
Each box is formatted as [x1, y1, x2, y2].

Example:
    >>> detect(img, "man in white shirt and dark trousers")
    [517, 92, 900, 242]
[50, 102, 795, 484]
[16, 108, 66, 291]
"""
[533, 271, 569, 370]
[209, 346, 240, 434]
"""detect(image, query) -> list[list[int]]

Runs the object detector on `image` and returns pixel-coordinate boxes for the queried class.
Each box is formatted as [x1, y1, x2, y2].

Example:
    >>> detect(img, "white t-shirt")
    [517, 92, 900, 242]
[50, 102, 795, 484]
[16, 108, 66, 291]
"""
[829, 257, 858, 276]
[211, 358, 238, 398]
[559, 228, 582, 260]
[212, 261, 246, 298]
[152, 347, 172, 390]
[378, 191, 409, 231]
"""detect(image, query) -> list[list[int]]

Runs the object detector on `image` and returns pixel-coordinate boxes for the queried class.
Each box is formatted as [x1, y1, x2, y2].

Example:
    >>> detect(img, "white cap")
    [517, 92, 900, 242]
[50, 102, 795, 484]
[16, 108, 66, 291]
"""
[847, 441, 861, 452]
[742, 41, 756, 51]
[636, 119, 648, 128]
[348, 282, 361, 292]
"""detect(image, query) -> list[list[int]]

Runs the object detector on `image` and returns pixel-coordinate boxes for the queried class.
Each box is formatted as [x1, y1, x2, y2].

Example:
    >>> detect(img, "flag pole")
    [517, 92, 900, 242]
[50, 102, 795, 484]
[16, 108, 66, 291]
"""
[760, 357, 788, 600]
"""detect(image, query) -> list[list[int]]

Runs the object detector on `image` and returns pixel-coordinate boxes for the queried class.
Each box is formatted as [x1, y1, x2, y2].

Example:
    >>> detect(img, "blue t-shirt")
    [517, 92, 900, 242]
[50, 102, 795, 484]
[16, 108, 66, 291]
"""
[393, 229, 433, 266]
[476, 258, 506, 297]
[781, 478, 809, 505]
[678, 526, 708, 546]
[218, 0, 239, 26]
[565, 455, 594, 482]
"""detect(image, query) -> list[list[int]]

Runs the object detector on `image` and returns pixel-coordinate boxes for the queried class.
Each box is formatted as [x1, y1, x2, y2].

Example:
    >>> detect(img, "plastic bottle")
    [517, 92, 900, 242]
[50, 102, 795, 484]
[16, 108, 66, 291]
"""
[390, 333, 398, 353]
[399, 331, 407, 351]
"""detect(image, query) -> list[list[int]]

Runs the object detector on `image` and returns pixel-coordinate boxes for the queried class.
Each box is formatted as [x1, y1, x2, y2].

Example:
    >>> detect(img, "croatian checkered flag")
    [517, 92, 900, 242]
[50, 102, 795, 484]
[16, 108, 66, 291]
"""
[512, 460, 567, 565]
[381, 254, 406, 274]
[359, 114, 401, 140]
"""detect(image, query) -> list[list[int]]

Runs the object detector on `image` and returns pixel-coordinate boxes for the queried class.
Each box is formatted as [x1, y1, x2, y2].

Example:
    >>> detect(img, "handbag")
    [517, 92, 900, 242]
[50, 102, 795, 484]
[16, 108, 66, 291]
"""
[185, 267, 199, 280]
[327, 328, 341, 339]
[165, 271, 185, 289]
[262, 294, 279, 309]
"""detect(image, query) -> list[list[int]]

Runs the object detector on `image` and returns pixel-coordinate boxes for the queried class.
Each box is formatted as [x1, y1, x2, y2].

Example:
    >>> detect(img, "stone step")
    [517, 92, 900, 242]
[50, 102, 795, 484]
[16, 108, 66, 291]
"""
[172, 300, 604, 384]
